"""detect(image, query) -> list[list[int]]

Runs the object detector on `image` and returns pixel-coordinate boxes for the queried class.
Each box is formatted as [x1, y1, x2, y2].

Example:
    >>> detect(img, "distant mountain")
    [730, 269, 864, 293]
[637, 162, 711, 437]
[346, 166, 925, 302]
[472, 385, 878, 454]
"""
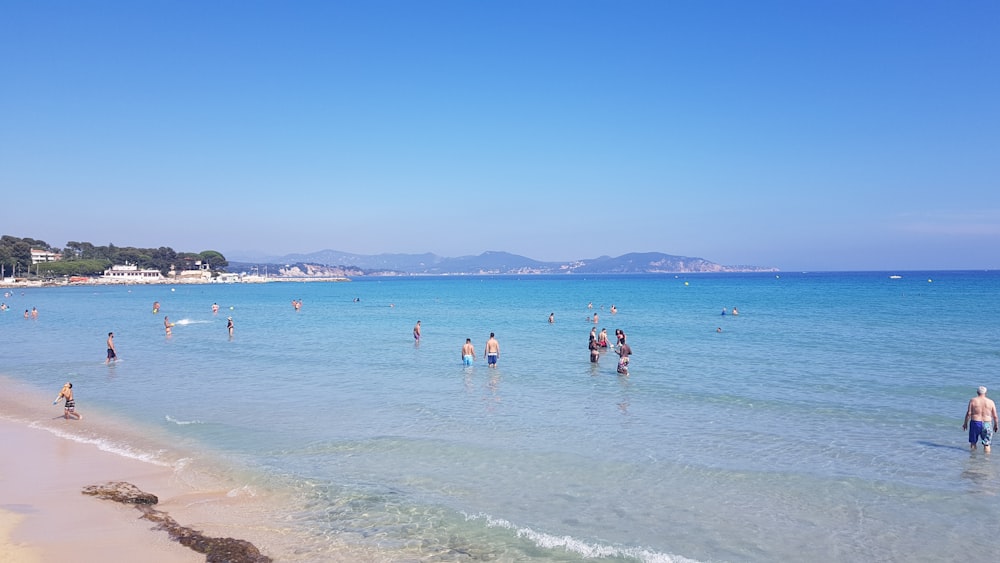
[226, 249, 777, 277]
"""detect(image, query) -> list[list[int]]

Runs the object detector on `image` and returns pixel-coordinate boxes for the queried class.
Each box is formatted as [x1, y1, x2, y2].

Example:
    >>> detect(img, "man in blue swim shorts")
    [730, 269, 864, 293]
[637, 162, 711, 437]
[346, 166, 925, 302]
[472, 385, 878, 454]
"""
[485, 332, 500, 368]
[963, 386, 999, 452]
[461, 338, 476, 366]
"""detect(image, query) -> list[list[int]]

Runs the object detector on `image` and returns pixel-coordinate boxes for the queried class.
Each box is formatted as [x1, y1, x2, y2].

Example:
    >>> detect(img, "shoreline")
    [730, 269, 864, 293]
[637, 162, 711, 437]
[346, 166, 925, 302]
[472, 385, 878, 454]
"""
[0, 379, 286, 563]
[0, 417, 204, 563]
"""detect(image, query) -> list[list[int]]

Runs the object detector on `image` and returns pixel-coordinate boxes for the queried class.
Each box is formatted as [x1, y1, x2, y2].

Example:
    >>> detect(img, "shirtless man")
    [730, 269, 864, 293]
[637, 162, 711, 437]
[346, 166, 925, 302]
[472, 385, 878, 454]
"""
[963, 386, 999, 452]
[414, 321, 421, 341]
[53, 382, 82, 420]
[597, 328, 610, 349]
[485, 332, 500, 368]
[106, 332, 117, 364]
[164, 315, 172, 335]
[461, 338, 476, 366]
[616, 337, 632, 375]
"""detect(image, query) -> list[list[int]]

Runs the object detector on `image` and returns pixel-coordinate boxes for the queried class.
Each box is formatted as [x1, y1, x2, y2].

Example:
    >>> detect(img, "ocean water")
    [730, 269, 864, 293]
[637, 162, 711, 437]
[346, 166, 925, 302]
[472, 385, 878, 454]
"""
[2, 271, 1000, 562]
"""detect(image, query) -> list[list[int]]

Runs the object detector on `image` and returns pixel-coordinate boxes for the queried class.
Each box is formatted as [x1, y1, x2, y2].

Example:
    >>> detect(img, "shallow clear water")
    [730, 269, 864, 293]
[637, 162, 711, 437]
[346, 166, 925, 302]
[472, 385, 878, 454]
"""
[2, 271, 999, 561]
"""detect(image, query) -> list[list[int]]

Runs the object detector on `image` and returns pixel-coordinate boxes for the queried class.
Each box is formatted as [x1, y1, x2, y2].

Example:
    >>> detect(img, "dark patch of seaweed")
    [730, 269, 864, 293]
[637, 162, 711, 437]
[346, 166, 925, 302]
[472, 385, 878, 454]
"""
[83, 481, 272, 563]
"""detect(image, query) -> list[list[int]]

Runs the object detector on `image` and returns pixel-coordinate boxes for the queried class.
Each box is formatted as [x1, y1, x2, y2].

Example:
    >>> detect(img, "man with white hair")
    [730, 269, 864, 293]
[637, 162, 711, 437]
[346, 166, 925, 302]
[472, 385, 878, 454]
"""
[963, 386, 998, 452]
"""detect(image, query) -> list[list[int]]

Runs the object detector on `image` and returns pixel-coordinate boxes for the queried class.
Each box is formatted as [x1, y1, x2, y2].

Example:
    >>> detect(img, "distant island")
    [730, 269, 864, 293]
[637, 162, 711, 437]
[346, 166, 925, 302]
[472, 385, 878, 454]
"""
[228, 249, 778, 277]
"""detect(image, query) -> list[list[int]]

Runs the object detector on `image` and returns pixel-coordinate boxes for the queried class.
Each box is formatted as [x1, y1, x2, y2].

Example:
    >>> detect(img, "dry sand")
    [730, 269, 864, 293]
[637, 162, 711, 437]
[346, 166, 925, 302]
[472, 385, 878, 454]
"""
[0, 417, 210, 562]
[0, 373, 291, 562]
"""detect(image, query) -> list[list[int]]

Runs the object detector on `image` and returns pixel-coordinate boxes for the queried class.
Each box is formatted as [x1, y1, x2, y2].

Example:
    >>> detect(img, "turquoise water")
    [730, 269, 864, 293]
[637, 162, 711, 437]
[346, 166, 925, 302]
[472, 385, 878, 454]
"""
[2, 272, 999, 561]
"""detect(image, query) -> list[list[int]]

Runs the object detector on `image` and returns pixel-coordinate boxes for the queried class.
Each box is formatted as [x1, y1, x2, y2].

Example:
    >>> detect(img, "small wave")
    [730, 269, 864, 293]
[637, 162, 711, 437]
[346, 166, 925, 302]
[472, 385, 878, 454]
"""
[172, 319, 211, 325]
[29, 421, 174, 468]
[165, 415, 204, 425]
[227, 484, 258, 498]
[462, 512, 701, 563]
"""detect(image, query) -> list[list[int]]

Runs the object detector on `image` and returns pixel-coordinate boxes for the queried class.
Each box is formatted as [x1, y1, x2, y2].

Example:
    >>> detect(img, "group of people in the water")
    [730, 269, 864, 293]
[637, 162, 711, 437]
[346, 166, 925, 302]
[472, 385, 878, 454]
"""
[149, 300, 234, 338]
[588, 326, 631, 375]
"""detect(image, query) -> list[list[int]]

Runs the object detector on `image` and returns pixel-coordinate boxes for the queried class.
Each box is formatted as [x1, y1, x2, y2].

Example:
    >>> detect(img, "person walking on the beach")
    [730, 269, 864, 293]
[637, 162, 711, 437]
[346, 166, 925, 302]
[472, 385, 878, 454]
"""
[227, 316, 234, 337]
[53, 382, 82, 420]
[485, 332, 500, 368]
[963, 386, 999, 452]
[414, 321, 421, 341]
[462, 338, 476, 366]
[106, 332, 117, 364]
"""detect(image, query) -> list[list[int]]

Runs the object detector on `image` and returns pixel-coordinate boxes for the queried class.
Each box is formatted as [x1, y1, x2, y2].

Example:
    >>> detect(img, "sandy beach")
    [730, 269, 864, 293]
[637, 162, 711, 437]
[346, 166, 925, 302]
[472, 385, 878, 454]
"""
[0, 417, 206, 562]
[0, 380, 277, 563]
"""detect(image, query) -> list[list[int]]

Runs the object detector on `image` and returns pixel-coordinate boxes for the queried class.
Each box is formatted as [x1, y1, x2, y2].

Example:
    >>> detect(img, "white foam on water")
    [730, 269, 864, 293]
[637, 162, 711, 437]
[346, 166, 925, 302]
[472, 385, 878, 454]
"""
[29, 421, 175, 468]
[172, 318, 212, 325]
[462, 512, 702, 563]
[165, 414, 203, 425]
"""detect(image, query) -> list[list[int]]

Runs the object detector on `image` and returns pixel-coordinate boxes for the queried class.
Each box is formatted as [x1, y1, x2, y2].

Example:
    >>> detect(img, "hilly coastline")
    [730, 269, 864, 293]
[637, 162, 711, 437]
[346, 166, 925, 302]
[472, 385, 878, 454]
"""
[227, 250, 778, 277]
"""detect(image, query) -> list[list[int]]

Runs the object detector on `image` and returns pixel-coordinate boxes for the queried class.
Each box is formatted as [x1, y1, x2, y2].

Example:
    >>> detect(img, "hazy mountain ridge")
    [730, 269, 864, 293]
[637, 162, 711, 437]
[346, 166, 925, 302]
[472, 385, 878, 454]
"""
[227, 249, 777, 276]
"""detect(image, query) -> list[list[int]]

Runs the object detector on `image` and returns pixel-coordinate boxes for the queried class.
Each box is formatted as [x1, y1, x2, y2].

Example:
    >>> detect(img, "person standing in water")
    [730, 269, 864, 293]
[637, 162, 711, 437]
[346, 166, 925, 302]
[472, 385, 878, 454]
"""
[53, 382, 82, 420]
[589, 334, 600, 363]
[106, 332, 118, 364]
[414, 321, 422, 341]
[963, 386, 999, 452]
[164, 315, 172, 335]
[485, 332, 500, 368]
[227, 317, 234, 337]
[597, 328, 610, 349]
[461, 338, 476, 366]
[616, 335, 632, 375]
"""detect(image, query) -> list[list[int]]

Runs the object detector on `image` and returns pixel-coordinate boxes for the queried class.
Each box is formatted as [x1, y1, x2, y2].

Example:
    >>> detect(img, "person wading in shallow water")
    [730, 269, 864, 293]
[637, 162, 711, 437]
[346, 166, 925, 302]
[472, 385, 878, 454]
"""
[485, 332, 500, 368]
[963, 386, 998, 452]
[106, 332, 118, 364]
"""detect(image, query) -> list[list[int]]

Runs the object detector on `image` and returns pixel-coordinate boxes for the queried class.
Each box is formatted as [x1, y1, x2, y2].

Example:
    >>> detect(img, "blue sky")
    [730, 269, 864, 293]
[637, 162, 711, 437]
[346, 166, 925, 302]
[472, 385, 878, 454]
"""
[3, 1, 997, 271]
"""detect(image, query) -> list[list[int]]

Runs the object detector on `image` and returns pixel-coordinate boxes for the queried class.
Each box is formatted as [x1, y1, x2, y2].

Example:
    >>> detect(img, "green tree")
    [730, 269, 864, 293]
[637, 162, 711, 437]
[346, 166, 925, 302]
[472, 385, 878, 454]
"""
[11, 241, 31, 273]
[199, 250, 228, 271]
[36, 259, 109, 277]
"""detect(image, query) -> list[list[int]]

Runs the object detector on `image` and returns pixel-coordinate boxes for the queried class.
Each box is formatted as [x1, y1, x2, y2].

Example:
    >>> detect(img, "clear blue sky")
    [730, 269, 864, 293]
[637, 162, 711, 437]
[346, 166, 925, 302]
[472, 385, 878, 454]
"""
[3, 1, 997, 271]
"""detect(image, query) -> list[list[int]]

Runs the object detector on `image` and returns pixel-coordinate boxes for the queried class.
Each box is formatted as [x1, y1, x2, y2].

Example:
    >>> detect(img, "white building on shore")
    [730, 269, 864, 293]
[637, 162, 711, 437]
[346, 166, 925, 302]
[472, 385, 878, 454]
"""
[100, 263, 165, 283]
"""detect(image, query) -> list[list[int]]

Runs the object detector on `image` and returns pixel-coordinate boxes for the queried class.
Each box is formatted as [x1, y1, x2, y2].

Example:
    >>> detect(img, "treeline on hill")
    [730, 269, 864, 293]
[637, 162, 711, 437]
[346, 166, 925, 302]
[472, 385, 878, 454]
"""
[0, 235, 227, 278]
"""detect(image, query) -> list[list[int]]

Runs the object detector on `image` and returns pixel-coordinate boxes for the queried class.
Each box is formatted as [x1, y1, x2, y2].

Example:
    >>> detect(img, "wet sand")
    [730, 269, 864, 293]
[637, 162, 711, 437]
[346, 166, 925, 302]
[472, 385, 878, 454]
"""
[0, 417, 205, 562]
[0, 374, 283, 563]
